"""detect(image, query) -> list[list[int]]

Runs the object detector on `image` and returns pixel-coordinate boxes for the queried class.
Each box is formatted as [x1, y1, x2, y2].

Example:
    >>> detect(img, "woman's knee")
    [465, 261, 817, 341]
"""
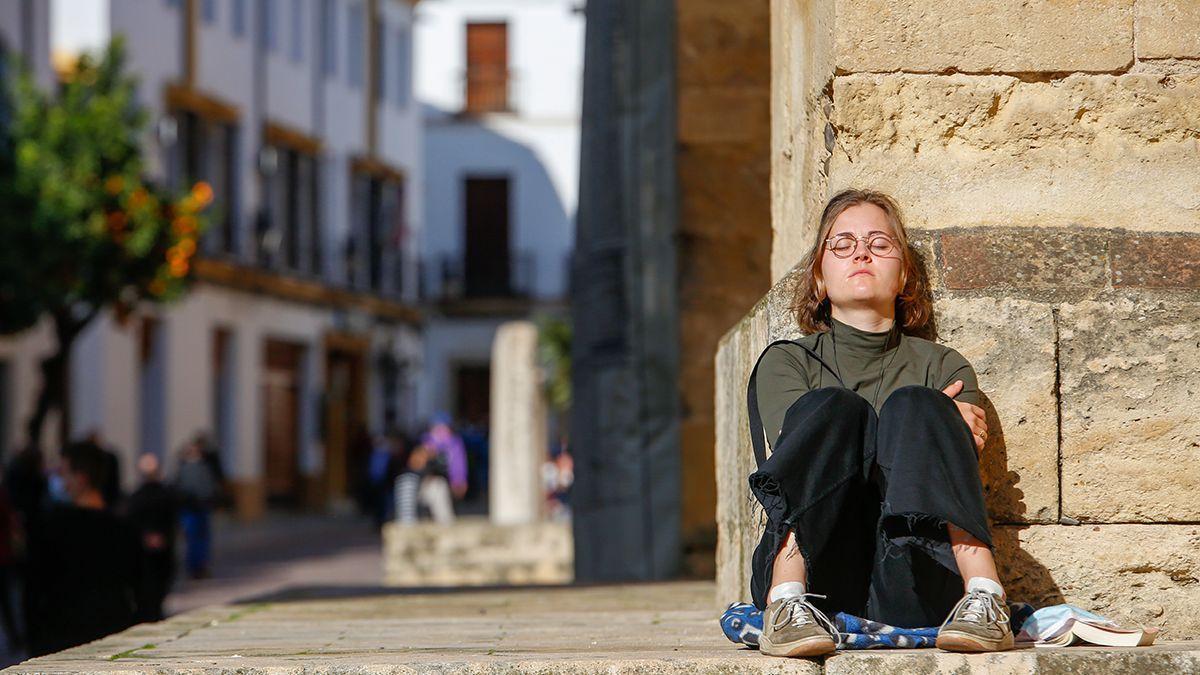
[804, 385, 872, 409]
[878, 385, 952, 419]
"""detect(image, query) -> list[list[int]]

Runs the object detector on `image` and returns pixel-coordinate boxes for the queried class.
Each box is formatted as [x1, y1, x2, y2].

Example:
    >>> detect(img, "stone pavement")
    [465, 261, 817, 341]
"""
[6, 581, 1200, 674]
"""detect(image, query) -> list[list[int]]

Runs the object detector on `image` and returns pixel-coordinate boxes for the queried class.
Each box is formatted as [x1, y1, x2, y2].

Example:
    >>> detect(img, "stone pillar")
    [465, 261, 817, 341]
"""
[715, 0, 1200, 639]
[674, 0, 773, 576]
[489, 321, 547, 525]
[571, 0, 682, 582]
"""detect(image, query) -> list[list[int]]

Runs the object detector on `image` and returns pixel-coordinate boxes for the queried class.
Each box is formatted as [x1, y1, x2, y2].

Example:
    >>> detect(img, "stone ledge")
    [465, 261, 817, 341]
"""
[7, 581, 1199, 674]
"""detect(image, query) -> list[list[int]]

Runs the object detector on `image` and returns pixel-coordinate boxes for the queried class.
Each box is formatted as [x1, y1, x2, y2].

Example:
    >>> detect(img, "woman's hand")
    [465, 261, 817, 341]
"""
[941, 380, 988, 454]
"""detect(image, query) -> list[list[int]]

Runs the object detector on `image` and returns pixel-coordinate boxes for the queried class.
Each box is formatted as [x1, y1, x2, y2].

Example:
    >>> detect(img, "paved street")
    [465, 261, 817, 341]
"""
[8, 580, 1200, 673]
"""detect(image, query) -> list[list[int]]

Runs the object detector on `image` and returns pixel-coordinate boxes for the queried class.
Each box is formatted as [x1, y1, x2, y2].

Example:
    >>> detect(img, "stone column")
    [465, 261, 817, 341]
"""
[489, 321, 547, 525]
[715, 0, 1200, 639]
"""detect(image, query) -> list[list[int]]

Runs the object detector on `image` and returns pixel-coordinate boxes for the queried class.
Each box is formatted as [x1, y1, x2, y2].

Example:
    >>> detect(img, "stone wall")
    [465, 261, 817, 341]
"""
[715, 0, 1200, 639]
[675, 0, 773, 573]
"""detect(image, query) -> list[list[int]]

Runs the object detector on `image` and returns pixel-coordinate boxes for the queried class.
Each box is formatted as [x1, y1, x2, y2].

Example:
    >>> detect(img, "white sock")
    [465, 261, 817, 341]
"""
[967, 576, 1005, 600]
[768, 581, 806, 604]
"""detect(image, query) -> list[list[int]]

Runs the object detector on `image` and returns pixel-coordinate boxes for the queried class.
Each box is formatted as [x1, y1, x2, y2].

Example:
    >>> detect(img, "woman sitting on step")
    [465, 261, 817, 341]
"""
[747, 188, 1012, 657]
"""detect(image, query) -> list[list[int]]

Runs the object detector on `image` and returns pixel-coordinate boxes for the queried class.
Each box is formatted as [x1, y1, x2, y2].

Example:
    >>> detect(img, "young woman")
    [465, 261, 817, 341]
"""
[746, 189, 1011, 657]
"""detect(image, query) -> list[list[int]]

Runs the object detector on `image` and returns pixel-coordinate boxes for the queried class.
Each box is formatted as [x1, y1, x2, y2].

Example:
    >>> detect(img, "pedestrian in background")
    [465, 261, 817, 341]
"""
[123, 453, 179, 621]
[174, 439, 219, 580]
[24, 441, 140, 657]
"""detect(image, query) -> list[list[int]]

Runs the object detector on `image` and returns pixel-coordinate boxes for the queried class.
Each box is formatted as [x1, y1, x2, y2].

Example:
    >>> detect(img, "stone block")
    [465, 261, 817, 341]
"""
[940, 229, 1108, 293]
[383, 518, 573, 587]
[1058, 297, 1200, 522]
[834, 0, 1133, 73]
[1137, 0, 1200, 60]
[676, 0, 770, 88]
[994, 524, 1200, 640]
[934, 298, 1058, 523]
[678, 86, 771, 144]
[1111, 233, 1200, 288]
[827, 73, 1200, 237]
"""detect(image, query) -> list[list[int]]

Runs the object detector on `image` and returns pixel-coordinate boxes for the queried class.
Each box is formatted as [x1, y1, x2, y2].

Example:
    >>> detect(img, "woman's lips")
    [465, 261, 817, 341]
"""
[850, 269, 873, 277]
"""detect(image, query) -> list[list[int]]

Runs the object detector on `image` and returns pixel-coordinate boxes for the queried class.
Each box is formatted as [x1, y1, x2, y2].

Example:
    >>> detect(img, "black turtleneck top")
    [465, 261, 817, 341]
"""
[754, 316, 981, 450]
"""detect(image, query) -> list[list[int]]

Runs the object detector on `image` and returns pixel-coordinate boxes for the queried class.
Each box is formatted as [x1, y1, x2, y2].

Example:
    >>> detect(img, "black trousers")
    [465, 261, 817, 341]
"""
[748, 385, 993, 628]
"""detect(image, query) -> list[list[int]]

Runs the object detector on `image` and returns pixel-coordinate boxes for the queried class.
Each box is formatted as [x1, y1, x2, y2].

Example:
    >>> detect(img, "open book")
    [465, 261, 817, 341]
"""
[1029, 620, 1159, 648]
[1015, 604, 1158, 648]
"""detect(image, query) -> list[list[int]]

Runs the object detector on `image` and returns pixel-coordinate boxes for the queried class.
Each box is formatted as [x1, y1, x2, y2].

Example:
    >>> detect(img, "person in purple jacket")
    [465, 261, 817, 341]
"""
[419, 412, 468, 501]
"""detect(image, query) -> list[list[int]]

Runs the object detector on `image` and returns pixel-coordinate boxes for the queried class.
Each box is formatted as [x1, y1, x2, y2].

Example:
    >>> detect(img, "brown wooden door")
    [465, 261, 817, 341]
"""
[465, 22, 508, 112]
[263, 341, 303, 505]
[324, 349, 365, 500]
[463, 177, 511, 297]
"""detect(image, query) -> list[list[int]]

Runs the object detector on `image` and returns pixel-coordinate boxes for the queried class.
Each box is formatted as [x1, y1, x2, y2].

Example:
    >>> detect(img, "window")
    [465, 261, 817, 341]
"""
[349, 167, 405, 293]
[260, 0, 278, 52]
[232, 0, 247, 37]
[321, 0, 337, 77]
[289, 0, 304, 63]
[465, 22, 508, 113]
[201, 0, 217, 23]
[463, 176, 511, 296]
[372, 19, 384, 103]
[347, 3, 365, 88]
[263, 144, 320, 274]
[172, 111, 240, 256]
[393, 27, 410, 107]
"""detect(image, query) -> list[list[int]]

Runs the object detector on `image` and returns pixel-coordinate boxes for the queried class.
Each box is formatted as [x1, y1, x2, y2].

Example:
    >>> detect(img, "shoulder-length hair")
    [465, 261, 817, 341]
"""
[789, 188, 934, 338]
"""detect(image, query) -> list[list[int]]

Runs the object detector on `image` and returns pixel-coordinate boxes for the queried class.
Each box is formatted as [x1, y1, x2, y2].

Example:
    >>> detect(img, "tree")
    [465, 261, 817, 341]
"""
[0, 38, 210, 449]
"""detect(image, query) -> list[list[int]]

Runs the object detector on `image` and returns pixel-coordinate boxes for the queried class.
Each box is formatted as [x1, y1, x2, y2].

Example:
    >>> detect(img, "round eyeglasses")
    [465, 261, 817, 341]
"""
[824, 234, 898, 258]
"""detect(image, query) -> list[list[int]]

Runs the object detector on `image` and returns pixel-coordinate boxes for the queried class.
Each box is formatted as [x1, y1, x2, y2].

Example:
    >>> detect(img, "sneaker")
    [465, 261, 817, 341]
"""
[759, 593, 839, 658]
[935, 588, 1015, 652]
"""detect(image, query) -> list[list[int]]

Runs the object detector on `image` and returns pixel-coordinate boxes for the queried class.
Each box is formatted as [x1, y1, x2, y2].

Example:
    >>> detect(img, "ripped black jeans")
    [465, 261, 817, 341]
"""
[748, 385, 993, 628]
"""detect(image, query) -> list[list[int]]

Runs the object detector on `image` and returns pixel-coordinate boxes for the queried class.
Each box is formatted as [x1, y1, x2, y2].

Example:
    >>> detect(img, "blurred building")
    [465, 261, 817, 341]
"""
[413, 0, 580, 428]
[0, 0, 424, 520]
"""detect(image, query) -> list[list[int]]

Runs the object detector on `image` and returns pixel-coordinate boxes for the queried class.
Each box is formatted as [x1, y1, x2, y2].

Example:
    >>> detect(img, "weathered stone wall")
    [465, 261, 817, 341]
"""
[675, 0, 772, 572]
[716, 0, 1200, 639]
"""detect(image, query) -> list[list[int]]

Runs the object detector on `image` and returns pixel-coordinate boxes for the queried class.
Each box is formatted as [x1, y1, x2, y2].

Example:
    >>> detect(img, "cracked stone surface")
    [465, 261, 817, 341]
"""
[6, 581, 1200, 674]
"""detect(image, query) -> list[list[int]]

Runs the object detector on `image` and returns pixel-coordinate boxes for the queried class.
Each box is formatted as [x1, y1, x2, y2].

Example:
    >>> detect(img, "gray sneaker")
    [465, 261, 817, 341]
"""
[759, 593, 839, 658]
[935, 589, 1014, 652]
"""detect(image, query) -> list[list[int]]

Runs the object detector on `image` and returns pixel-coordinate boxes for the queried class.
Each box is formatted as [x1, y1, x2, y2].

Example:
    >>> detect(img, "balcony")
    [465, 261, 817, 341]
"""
[462, 66, 514, 115]
[419, 250, 537, 315]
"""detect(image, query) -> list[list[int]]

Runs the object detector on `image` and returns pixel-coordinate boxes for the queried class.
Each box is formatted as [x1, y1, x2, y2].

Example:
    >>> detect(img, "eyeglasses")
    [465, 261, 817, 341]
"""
[824, 234, 898, 258]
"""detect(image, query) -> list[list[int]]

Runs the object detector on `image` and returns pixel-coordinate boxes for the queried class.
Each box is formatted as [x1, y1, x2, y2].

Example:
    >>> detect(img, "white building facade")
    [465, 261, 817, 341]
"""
[0, 0, 424, 519]
[414, 0, 581, 428]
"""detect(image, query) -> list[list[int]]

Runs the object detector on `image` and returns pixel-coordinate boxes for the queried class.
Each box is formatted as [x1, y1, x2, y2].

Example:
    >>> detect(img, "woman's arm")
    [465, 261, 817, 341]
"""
[754, 344, 813, 451]
[938, 348, 982, 407]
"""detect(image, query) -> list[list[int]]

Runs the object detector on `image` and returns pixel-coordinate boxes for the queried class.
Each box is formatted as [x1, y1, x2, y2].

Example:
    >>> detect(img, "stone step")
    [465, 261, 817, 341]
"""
[6, 581, 1198, 674]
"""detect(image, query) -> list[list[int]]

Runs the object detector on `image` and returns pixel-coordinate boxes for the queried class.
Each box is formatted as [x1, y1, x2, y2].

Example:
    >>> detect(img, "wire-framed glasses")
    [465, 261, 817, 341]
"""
[824, 233, 898, 258]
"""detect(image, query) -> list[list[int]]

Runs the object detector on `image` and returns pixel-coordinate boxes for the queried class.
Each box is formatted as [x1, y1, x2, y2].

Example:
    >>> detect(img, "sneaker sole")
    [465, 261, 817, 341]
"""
[759, 634, 837, 658]
[935, 630, 1015, 653]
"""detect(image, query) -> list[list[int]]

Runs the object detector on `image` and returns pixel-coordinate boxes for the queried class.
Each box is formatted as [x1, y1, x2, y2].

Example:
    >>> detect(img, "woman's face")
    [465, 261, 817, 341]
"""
[819, 203, 903, 312]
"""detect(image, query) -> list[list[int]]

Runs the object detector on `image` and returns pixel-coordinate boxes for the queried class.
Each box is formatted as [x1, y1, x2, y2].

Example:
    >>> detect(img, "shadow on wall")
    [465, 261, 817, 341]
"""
[421, 103, 573, 301]
[905, 242, 1066, 608]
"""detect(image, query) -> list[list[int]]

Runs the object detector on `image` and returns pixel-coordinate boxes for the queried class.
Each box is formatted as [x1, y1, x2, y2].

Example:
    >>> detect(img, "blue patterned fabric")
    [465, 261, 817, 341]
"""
[720, 601, 1037, 650]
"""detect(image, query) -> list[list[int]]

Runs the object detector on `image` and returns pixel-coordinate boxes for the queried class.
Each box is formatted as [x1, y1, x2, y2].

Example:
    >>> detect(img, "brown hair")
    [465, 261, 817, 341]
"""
[789, 188, 934, 338]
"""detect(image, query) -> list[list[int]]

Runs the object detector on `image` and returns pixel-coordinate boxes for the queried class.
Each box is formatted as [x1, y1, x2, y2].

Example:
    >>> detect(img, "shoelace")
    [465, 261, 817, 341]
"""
[773, 593, 843, 646]
[955, 589, 1003, 625]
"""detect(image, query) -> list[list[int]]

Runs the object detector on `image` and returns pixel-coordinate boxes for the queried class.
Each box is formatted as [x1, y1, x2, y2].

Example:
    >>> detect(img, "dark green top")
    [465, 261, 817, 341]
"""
[754, 315, 981, 450]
